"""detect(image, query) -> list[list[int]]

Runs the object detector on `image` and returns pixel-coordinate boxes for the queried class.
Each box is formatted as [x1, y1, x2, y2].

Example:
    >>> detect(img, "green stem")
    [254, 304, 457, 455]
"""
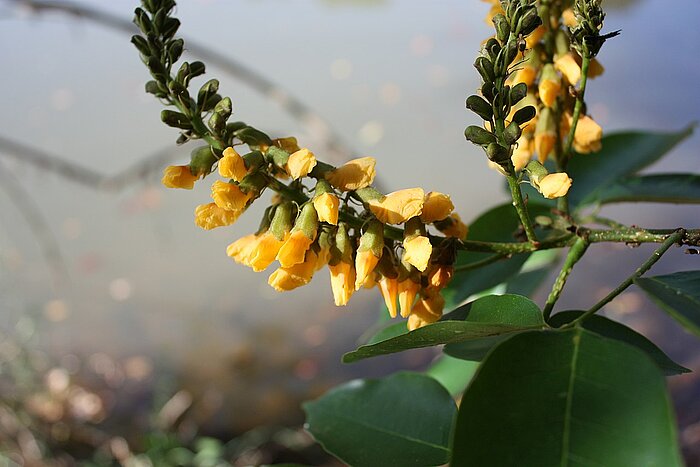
[566, 229, 684, 327]
[542, 237, 589, 320]
[562, 51, 590, 168]
[506, 174, 539, 244]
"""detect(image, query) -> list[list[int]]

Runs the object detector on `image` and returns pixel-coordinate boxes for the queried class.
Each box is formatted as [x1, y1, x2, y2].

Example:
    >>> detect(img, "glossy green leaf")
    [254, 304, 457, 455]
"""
[451, 329, 683, 466]
[344, 295, 545, 363]
[587, 173, 700, 205]
[549, 311, 690, 375]
[568, 126, 693, 208]
[303, 372, 456, 467]
[636, 270, 700, 336]
[444, 203, 551, 308]
[442, 294, 545, 361]
[425, 355, 479, 396]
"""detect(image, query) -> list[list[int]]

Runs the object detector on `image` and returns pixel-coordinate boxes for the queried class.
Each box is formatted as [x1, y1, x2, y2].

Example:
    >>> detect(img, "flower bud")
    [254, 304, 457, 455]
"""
[286, 148, 317, 179]
[161, 165, 199, 189]
[493, 13, 510, 42]
[533, 172, 573, 199]
[161, 110, 192, 130]
[554, 52, 581, 85]
[378, 276, 400, 318]
[420, 192, 454, 223]
[486, 142, 510, 166]
[402, 217, 432, 272]
[325, 157, 376, 191]
[355, 220, 384, 290]
[312, 180, 340, 226]
[503, 121, 523, 146]
[367, 188, 425, 225]
[194, 203, 240, 230]
[512, 106, 537, 126]
[329, 260, 355, 306]
[538, 64, 561, 108]
[474, 56, 495, 84]
[218, 147, 248, 181]
[398, 278, 420, 318]
[466, 95, 494, 121]
[509, 83, 528, 106]
[464, 126, 496, 146]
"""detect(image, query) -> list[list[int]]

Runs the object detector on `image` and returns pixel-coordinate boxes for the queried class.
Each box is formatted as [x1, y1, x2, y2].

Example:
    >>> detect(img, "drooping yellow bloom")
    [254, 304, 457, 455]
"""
[398, 279, 420, 318]
[194, 203, 240, 230]
[437, 213, 469, 240]
[562, 8, 577, 27]
[534, 173, 573, 199]
[325, 157, 376, 191]
[525, 25, 545, 48]
[512, 65, 538, 88]
[512, 136, 533, 171]
[378, 276, 400, 318]
[268, 251, 318, 291]
[538, 64, 561, 108]
[427, 264, 454, 292]
[572, 115, 603, 153]
[355, 249, 381, 291]
[368, 188, 424, 225]
[403, 235, 432, 272]
[286, 148, 317, 179]
[329, 261, 355, 306]
[313, 192, 339, 225]
[226, 234, 259, 264]
[161, 165, 200, 189]
[535, 108, 557, 163]
[218, 147, 248, 182]
[420, 192, 454, 223]
[247, 232, 286, 272]
[277, 230, 315, 268]
[211, 180, 252, 212]
[554, 52, 581, 85]
[407, 293, 445, 331]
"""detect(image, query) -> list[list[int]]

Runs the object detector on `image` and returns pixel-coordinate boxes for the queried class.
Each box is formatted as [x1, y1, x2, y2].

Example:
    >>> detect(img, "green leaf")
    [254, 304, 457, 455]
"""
[343, 294, 545, 363]
[568, 126, 694, 208]
[549, 311, 690, 375]
[636, 270, 700, 336]
[303, 372, 456, 467]
[587, 173, 700, 205]
[451, 329, 683, 466]
[425, 355, 479, 396]
[444, 203, 551, 308]
[442, 294, 545, 361]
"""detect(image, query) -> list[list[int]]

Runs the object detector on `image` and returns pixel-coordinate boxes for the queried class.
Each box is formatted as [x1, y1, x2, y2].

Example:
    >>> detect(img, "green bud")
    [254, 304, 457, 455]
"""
[330, 223, 354, 265]
[238, 172, 269, 197]
[168, 38, 184, 63]
[243, 151, 266, 172]
[466, 95, 493, 121]
[214, 97, 233, 121]
[483, 38, 501, 62]
[256, 205, 276, 235]
[145, 80, 165, 97]
[189, 146, 217, 176]
[481, 82, 495, 102]
[510, 82, 528, 106]
[146, 56, 166, 79]
[486, 142, 510, 165]
[131, 35, 151, 57]
[503, 121, 522, 146]
[168, 80, 190, 102]
[294, 202, 319, 239]
[493, 14, 510, 42]
[189, 61, 206, 79]
[197, 79, 219, 108]
[474, 57, 495, 84]
[208, 112, 225, 134]
[143, 0, 159, 14]
[270, 202, 296, 241]
[161, 17, 180, 40]
[519, 7, 542, 36]
[161, 110, 191, 130]
[464, 126, 496, 146]
[358, 220, 385, 258]
[524, 160, 549, 185]
[133, 8, 153, 33]
[175, 62, 190, 84]
[266, 146, 289, 167]
[554, 29, 570, 57]
[512, 106, 537, 125]
[175, 133, 190, 145]
[502, 40, 519, 68]
[235, 127, 273, 148]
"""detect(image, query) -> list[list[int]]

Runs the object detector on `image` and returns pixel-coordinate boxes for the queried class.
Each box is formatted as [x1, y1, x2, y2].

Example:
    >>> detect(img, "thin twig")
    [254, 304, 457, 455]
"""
[542, 237, 588, 320]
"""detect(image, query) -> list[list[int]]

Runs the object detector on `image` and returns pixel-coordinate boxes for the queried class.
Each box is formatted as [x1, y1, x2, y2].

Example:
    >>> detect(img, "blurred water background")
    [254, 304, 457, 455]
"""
[1, 0, 699, 463]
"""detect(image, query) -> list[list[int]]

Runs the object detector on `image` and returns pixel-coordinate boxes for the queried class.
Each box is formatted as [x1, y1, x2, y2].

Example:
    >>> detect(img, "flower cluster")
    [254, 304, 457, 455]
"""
[472, 0, 608, 200]
[162, 140, 467, 331]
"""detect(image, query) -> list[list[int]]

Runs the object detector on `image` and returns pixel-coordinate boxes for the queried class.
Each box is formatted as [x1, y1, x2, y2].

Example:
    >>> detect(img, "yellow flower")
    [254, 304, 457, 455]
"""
[378, 276, 399, 318]
[535, 108, 557, 163]
[534, 173, 572, 199]
[226, 234, 258, 264]
[526, 25, 545, 48]
[368, 188, 425, 225]
[286, 148, 317, 179]
[161, 165, 200, 189]
[272, 136, 301, 154]
[512, 65, 538, 87]
[427, 264, 454, 292]
[355, 249, 381, 291]
[313, 192, 339, 225]
[403, 235, 432, 272]
[247, 232, 286, 272]
[407, 293, 445, 331]
[398, 279, 420, 318]
[268, 251, 318, 291]
[218, 147, 248, 182]
[554, 52, 581, 85]
[329, 261, 355, 306]
[325, 157, 376, 191]
[437, 213, 469, 240]
[538, 64, 561, 108]
[512, 136, 533, 171]
[211, 180, 252, 212]
[194, 203, 240, 230]
[562, 8, 577, 27]
[277, 230, 316, 268]
[572, 115, 603, 154]
[420, 192, 454, 223]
